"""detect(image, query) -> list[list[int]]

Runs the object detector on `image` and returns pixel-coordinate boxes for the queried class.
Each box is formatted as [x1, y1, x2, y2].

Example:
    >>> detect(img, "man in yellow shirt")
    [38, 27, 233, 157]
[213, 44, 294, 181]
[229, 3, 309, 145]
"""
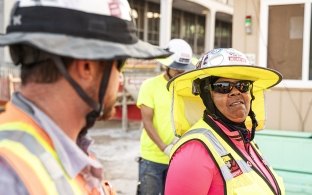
[136, 39, 195, 195]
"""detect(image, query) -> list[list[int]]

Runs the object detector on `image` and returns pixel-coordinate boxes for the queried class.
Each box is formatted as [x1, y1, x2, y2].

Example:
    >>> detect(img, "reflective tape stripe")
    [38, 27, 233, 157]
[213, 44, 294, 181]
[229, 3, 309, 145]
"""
[220, 165, 234, 181]
[184, 128, 228, 156]
[0, 130, 74, 195]
[237, 159, 252, 173]
[184, 128, 252, 181]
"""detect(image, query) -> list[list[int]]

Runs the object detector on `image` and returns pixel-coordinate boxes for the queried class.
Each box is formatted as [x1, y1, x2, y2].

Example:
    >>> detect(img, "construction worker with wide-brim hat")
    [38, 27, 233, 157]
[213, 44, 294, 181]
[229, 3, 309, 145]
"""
[0, 0, 170, 194]
[167, 48, 282, 137]
[0, 0, 171, 133]
[0, 1, 169, 60]
[165, 48, 285, 195]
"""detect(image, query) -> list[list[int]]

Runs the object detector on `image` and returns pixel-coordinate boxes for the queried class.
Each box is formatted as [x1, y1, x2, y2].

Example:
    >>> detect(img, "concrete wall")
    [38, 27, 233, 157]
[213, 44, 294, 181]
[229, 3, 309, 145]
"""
[266, 88, 312, 132]
[232, 0, 259, 64]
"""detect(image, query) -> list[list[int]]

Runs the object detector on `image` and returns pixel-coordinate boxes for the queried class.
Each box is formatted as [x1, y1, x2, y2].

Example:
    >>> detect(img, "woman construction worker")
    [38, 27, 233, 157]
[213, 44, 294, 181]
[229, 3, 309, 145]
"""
[165, 48, 285, 195]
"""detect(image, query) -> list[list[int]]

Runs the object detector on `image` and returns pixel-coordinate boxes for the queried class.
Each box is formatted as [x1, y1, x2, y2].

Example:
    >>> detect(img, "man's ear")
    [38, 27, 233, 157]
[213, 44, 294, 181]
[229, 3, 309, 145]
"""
[72, 59, 97, 81]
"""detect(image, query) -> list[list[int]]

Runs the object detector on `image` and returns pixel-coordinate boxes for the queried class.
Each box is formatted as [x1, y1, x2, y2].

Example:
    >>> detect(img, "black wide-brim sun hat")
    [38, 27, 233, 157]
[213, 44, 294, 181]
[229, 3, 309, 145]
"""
[0, 1, 171, 61]
[0, 33, 169, 60]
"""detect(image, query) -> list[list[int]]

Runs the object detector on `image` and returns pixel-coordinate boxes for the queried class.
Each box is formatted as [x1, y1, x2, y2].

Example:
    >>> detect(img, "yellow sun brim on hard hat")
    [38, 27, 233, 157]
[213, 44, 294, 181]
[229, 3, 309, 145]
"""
[167, 65, 282, 136]
[167, 65, 282, 92]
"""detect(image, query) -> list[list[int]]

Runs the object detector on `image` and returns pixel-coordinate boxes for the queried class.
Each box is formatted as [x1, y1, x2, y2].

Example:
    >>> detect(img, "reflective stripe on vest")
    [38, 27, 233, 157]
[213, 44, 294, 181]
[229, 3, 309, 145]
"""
[170, 121, 285, 195]
[0, 130, 75, 195]
[183, 128, 253, 181]
[0, 102, 116, 195]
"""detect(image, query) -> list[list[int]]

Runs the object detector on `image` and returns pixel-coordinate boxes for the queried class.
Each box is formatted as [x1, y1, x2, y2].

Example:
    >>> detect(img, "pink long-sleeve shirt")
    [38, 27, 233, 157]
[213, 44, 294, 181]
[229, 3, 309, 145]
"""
[165, 121, 278, 195]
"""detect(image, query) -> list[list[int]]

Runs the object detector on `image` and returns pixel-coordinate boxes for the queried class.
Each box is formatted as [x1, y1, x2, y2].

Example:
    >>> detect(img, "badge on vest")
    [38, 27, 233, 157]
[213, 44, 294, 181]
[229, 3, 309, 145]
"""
[222, 153, 243, 177]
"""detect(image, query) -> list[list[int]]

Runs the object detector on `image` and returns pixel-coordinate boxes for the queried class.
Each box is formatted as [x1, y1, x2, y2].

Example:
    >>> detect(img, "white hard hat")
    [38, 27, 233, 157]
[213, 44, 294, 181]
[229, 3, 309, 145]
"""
[197, 48, 251, 67]
[157, 39, 195, 71]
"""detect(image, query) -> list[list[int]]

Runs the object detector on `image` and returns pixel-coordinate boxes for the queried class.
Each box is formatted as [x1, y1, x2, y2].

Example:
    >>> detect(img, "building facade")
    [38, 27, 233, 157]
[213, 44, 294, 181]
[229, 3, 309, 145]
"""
[233, 0, 312, 132]
[118, 0, 234, 127]
[0, 0, 234, 111]
[128, 0, 233, 55]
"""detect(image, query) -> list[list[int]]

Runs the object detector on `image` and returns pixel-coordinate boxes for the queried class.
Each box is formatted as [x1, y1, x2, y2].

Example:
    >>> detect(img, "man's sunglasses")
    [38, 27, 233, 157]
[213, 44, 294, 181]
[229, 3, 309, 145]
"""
[117, 59, 126, 71]
[211, 80, 252, 94]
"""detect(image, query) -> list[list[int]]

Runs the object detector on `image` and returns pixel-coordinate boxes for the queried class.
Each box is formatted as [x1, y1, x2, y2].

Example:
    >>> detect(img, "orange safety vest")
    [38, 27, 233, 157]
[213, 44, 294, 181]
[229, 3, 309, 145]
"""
[0, 102, 116, 195]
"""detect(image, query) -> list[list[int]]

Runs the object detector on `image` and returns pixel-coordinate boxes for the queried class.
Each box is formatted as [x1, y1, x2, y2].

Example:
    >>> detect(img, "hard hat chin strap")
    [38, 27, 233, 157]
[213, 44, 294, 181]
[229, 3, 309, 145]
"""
[52, 56, 101, 111]
[248, 85, 258, 141]
[79, 63, 113, 139]
[166, 68, 173, 80]
[52, 56, 112, 141]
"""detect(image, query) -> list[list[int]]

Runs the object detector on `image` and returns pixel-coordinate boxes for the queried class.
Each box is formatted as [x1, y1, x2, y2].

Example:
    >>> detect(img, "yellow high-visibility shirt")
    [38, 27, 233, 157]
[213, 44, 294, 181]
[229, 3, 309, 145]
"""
[137, 74, 175, 164]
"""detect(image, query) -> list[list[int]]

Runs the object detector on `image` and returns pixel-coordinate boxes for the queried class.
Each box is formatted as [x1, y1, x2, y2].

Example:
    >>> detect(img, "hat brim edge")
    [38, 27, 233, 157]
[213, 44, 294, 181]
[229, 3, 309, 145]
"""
[0, 32, 171, 60]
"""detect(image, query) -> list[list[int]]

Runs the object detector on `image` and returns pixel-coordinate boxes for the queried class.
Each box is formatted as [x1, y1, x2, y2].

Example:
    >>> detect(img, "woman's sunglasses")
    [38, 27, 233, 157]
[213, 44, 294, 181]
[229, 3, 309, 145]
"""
[211, 80, 252, 94]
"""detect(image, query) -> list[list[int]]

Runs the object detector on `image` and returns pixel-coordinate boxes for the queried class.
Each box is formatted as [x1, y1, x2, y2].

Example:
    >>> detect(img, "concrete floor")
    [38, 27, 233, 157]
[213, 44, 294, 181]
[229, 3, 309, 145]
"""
[89, 120, 142, 195]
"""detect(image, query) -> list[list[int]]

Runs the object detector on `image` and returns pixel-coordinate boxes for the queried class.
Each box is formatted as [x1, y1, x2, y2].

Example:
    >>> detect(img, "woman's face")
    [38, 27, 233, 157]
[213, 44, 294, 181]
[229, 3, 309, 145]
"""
[211, 78, 251, 123]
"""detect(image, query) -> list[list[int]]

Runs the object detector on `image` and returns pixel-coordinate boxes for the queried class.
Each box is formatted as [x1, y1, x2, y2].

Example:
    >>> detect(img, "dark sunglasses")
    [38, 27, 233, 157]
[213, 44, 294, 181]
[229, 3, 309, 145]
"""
[117, 59, 126, 71]
[211, 80, 252, 94]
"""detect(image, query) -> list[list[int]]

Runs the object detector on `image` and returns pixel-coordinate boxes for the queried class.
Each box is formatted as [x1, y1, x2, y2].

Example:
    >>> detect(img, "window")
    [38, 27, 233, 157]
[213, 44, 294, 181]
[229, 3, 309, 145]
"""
[172, 10, 206, 55]
[183, 12, 196, 49]
[129, 0, 206, 54]
[268, 4, 304, 80]
[131, 3, 144, 40]
[147, 2, 160, 45]
[196, 16, 206, 55]
[171, 9, 181, 39]
[214, 19, 232, 48]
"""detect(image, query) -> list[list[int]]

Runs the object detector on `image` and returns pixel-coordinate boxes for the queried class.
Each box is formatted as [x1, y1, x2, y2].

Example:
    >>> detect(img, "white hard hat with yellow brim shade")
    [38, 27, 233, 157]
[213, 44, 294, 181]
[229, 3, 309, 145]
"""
[156, 39, 196, 71]
[167, 48, 282, 137]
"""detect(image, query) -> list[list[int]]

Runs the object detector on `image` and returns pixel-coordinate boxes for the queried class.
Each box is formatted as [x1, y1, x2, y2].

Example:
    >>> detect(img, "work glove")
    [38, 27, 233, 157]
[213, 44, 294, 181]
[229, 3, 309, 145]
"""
[163, 136, 180, 156]
[163, 136, 179, 156]
[163, 144, 174, 156]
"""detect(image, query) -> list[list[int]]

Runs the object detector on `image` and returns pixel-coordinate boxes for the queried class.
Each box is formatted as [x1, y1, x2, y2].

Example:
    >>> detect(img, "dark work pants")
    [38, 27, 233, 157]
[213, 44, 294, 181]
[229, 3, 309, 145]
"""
[137, 158, 168, 195]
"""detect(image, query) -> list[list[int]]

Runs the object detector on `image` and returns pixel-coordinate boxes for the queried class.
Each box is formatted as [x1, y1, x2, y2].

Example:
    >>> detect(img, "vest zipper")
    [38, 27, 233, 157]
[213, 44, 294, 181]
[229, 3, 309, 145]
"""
[244, 143, 267, 179]
[250, 143, 282, 195]
[222, 132, 279, 195]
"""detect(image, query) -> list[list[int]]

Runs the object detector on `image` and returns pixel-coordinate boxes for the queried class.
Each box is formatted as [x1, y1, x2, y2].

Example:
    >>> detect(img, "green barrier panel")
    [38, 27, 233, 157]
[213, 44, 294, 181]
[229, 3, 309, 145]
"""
[255, 130, 312, 195]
